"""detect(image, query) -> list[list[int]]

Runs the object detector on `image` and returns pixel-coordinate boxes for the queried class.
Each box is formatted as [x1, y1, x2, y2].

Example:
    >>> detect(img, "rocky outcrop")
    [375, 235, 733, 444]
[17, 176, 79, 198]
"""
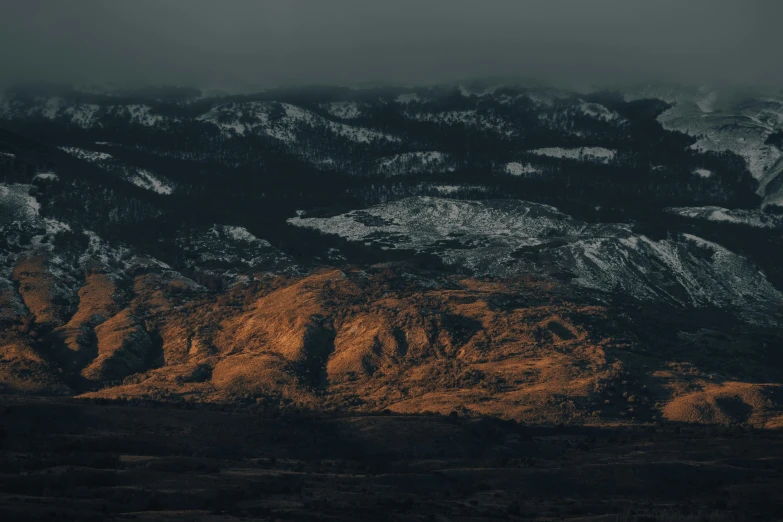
[81, 309, 156, 384]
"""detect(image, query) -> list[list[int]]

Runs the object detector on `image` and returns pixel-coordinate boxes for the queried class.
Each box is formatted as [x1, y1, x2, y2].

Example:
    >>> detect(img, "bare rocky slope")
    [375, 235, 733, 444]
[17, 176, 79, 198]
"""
[1, 252, 781, 428]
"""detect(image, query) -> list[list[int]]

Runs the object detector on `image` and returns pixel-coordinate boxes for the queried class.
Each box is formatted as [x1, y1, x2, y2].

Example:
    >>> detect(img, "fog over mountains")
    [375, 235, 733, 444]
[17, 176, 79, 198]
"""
[2, 1, 781, 88]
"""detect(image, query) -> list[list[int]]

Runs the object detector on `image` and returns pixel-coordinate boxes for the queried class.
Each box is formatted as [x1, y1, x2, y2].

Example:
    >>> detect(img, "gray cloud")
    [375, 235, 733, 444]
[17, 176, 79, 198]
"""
[0, 0, 779, 89]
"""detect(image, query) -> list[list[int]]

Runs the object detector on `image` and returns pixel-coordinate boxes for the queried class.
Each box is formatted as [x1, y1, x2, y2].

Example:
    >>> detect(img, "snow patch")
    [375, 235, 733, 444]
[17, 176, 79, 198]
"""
[666, 206, 783, 229]
[222, 225, 266, 244]
[59, 146, 112, 162]
[432, 185, 487, 195]
[198, 101, 398, 144]
[128, 169, 174, 195]
[115, 105, 168, 127]
[322, 102, 363, 119]
[579, 102, 621, 122]
[407, 110, 475, 126]
[0, 183, 40, 221]
[43, 218, 71, 235]
[61, 104, 101, 128]
[504, 162, 540, 176]
[529, 147, 616, 163]
[377, 151, 452, 174]
[406, 109, 517, 136]
[174, 224, 293, 276]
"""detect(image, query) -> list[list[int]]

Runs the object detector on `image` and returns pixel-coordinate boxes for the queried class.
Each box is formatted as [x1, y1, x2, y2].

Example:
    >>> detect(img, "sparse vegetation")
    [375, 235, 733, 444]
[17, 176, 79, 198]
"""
[0, 396, 780, 521]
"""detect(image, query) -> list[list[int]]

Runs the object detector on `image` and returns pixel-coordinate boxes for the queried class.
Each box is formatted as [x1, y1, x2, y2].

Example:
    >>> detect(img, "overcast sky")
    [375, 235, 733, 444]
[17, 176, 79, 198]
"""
[0, 0, 779, 89]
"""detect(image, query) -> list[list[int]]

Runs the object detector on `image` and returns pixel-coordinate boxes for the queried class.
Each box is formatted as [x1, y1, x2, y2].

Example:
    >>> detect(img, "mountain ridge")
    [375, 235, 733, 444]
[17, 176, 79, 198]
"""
[1, 82, 782, 428]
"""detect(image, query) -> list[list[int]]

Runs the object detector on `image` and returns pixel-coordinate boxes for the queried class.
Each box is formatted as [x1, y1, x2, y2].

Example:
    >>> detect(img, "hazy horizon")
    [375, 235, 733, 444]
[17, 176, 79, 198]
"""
[1, 1, 780, 90]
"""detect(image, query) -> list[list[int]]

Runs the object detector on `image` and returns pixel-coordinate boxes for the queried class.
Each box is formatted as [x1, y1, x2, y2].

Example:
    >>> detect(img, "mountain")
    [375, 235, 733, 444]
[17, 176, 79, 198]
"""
[0, 82, 782, 428]
[623, 84, 783, 207]
[289, 197, 781, 323]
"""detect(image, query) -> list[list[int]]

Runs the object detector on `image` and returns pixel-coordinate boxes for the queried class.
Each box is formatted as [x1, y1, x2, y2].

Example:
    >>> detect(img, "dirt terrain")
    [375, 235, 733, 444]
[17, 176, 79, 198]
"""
[2, 262, 782, 429]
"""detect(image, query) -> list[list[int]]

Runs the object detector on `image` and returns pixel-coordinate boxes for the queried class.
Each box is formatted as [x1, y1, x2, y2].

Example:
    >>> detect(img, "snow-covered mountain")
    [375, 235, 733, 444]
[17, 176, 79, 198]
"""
[289, 197, 782, 323]
[624, 85, 783, 207]
[1, 81, 782, 327]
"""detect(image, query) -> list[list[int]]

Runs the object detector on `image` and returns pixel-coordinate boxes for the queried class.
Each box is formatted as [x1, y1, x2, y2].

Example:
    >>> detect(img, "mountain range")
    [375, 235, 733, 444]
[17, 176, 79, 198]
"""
[1, 81, 782, 428]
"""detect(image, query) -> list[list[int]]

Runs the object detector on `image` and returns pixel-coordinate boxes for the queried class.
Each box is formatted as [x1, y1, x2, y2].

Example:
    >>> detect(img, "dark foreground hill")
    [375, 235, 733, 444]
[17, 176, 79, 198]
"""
[1, 395, 782, 521]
